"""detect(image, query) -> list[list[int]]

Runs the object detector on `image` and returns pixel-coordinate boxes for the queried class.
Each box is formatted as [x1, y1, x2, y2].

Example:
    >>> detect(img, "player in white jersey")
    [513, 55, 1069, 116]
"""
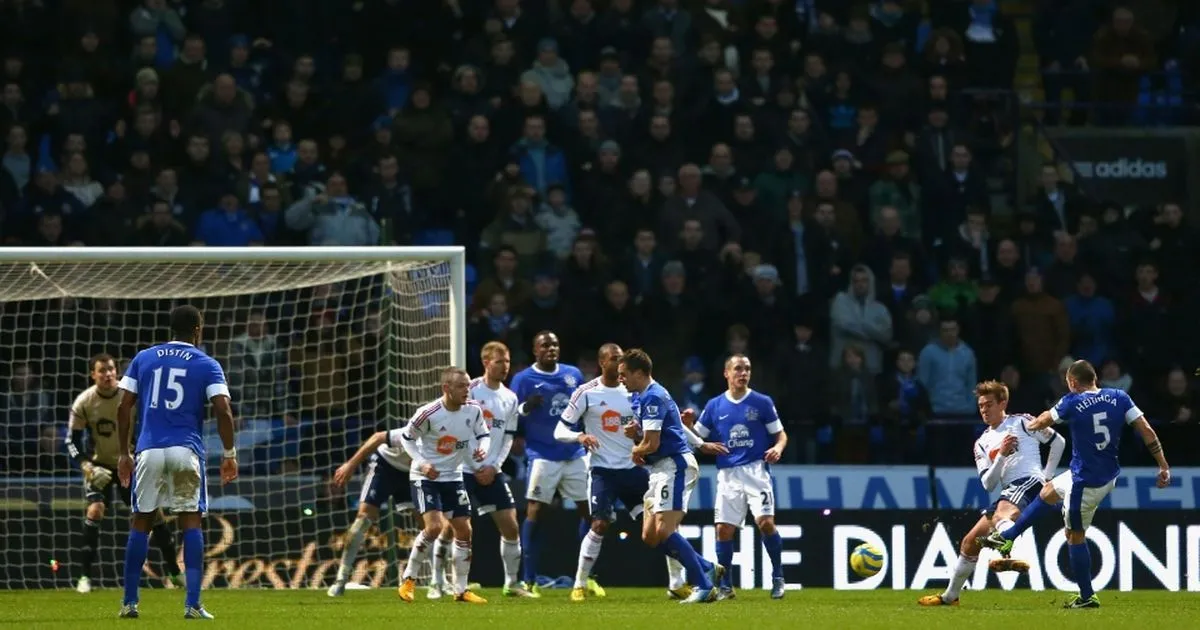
[329, 418, 415, 596]
[918, 380, 1065, 607]
[396, 367, 490, 604]
[424, 342, 532, 598]
[554, 344, 700, 601]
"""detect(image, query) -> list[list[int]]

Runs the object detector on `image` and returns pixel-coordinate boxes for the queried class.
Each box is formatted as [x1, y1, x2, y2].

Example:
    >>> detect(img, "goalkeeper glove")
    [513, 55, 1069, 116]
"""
[83, 462, 114, 489]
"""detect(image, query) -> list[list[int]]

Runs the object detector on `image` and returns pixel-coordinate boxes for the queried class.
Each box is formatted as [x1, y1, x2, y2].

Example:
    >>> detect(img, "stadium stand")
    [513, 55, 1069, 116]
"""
[0, 0, 1197, 484]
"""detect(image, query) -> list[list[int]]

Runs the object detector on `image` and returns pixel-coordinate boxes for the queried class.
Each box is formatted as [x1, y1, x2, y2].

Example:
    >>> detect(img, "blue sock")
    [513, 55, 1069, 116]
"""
[1068, 542, 1095, 599]
[715, 540, 734, 588]
[662, 532, 712, 590]
[182, 528, 204, 609]
[122, 530, 150, 606]
[521, 519, 539, 585]
[762, 532, 784, 580]
[1002, 497, 1047, 540]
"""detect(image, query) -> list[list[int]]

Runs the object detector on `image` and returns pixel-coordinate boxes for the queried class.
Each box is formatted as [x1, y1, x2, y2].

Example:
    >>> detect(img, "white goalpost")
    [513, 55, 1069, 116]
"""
[0, 246, 466, 590]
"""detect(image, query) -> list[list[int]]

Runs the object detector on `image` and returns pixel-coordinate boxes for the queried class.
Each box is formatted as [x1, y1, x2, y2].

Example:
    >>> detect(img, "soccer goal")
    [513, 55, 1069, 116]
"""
[0, 246, 466, 590]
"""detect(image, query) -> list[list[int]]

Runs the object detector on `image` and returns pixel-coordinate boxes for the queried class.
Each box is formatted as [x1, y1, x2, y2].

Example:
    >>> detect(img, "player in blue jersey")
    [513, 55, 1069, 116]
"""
[619, 349, 723, 604]
[979, 360, 1171, 609]
[115, 306, 238, 619]
[509, 331, 600, 596]
[690, 354, 789, 601]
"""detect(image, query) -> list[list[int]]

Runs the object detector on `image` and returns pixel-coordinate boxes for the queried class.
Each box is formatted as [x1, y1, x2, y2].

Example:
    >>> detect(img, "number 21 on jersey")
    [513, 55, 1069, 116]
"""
[149, 367, 187, 410]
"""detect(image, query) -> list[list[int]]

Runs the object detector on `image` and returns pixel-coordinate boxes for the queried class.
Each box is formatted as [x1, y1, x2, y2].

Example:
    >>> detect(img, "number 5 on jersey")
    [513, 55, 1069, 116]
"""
[1092, 412, 1110, 450]
[149, 367, 188, 410]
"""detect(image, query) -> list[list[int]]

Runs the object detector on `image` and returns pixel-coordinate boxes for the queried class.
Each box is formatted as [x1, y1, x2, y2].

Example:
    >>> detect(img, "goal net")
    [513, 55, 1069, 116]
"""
[0, 246, 466, 590]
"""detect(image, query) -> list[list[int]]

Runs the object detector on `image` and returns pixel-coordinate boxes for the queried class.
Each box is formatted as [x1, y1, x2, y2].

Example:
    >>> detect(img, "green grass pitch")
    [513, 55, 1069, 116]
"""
[3, 588, 1199, 630]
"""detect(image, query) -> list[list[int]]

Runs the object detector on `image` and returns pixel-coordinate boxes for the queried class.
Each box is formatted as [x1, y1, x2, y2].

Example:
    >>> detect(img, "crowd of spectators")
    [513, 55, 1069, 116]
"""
[1, 0, 1198, 474]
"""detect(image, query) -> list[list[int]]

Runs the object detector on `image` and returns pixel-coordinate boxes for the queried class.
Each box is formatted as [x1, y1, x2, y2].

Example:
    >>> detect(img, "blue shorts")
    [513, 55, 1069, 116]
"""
[359, 454, 413, 509]
[589, 466, 649, 521]
[463, 472, 515, 516]
[410, 478, 471, 518]
[990, 476, 1042, 512]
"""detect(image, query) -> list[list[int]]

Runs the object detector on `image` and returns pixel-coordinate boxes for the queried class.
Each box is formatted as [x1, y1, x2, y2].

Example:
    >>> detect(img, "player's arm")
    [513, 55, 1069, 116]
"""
[65, 402, 90, 466]
[632, 395, 664, 460]
[1025, 409, 1056, 431]
[332, 430, 391, 487]
[511, 372, 542, 416]
[397, 408, 436, 478]
[483, 405, 518, 468]
[471, 406, 492, 462]
[975, 441, 1009, 492]
[1024, 415, 1066, 478]
[206, 359, 238, 484]
[1130, 416, 1171, 487]
[764, 402, 788, 462]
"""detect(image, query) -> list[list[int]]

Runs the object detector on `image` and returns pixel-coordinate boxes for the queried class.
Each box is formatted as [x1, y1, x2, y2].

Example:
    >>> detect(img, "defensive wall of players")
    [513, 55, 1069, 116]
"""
[2, 466, 1197, 591]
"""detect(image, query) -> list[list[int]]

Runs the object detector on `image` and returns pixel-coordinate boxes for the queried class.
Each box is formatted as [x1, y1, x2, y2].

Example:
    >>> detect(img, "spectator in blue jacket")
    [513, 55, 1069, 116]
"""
[511, 114, 570, 201]
[1064, 271, 1116, 367]
[917, 316, 978, 416]
[193, 190, 264, 246]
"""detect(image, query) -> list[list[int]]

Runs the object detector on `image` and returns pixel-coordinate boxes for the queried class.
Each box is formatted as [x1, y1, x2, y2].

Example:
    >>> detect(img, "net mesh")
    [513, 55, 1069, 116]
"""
[0, 255, 456, 589]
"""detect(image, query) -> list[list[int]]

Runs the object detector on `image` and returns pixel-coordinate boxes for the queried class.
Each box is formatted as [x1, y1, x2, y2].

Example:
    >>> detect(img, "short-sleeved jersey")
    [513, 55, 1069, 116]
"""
[396, 399, 489, 482]
[70, 386, 130, 468]
[973, 414, 1057, 484]
[119, 341, 230, 457]
[468, 377, 519, 470]
[694, 389, 783, 469]
[632, 380, 691, 464]
[510, 363, 586, 462]
[1050, 388, 1143, 487]
[560, 378, 637, 470]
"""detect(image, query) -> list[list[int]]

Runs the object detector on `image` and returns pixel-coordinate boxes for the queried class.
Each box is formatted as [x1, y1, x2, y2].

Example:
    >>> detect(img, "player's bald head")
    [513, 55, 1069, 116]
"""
[1067, 360, 1097, 386]
[724, 354, 751, 370]
[441, 366, 469, 385]
[598, 343, 623, 362]
[170, 305, 203, 340]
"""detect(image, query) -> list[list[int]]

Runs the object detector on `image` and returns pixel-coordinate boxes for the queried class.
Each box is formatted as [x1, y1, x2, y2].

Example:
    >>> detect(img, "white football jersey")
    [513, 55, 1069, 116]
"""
[394, 399, 489, 482]
[973, 414, 1057, 485]
[375, 442, 412, 472]
[468, 377, 519, 471]
[560, 378, 637, 470]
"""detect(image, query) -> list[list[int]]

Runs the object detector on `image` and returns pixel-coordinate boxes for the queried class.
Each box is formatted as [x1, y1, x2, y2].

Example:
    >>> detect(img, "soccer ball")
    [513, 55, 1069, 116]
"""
[849, 543, 885, 578]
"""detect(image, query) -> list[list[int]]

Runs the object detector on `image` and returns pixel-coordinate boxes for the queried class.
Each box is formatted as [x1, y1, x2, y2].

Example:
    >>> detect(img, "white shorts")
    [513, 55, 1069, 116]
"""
[644, 453, 699, 515]
[1049, 471, 1116, 531]
[526, 457, 588, 503]
[132, 446, 206, 514]
[714, 461, 775, 526]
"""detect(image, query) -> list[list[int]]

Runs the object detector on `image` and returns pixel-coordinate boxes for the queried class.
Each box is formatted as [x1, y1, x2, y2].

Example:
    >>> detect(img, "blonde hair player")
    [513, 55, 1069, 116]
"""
[424, 342, 534, 598]
[918, 380, 1065, 607]
[978, 360, 1171, 609]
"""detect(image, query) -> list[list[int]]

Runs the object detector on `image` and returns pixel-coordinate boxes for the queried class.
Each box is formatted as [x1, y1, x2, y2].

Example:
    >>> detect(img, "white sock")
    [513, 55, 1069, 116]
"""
[575, 530, 604, 588]
[403, 531, 434, 581]
[500, 537, 522, 588]
[452, 540, 472, 595]
[942, 554, 977, 601]
[666, 556, 687, 590]
[994, 518, 1014, 534]
[335, 517, 373, 582]
[431, 536, 451, 588]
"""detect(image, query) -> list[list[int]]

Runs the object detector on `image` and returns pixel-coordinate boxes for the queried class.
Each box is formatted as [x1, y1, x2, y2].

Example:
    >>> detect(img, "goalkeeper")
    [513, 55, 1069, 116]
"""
[66, 354, 181, 593]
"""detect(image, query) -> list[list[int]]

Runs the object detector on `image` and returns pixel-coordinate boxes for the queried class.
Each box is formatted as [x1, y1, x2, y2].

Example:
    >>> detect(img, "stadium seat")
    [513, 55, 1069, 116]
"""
[414, 229, 455, 246]
[465, 263, 478, 297]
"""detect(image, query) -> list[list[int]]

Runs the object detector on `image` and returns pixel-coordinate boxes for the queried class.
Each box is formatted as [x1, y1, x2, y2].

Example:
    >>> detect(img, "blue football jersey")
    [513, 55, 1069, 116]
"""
[119, 342, 230, 457]
[510, 364, 586, 461]
[632, 381, 691, 463]
[695, 389, 783, 469]
[1051, 388, 1143, 487]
